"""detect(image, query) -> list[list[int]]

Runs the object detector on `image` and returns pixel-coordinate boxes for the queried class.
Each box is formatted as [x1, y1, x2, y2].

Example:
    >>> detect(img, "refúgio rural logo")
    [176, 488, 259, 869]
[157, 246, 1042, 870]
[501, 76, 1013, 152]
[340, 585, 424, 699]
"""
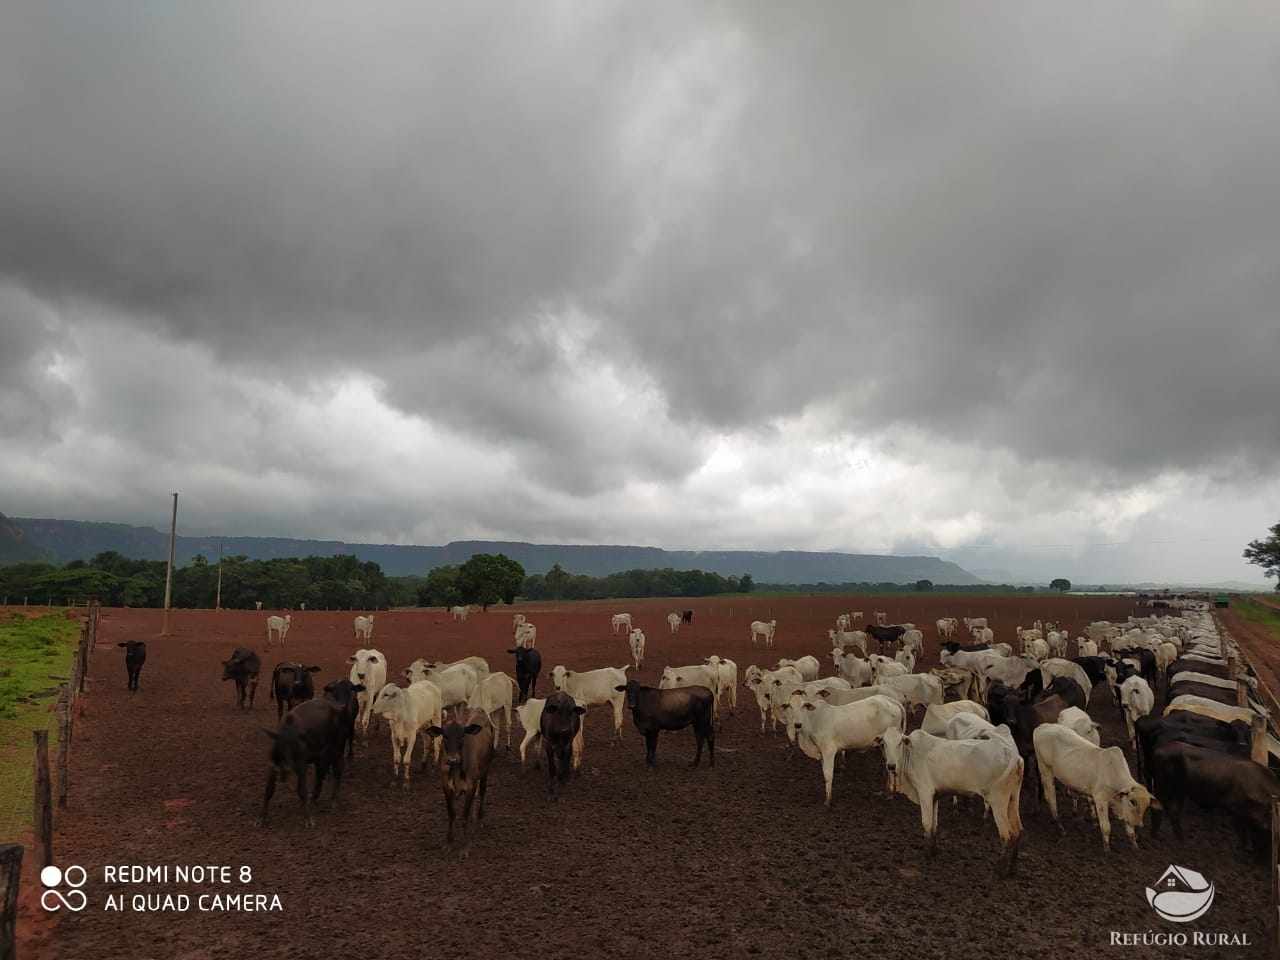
[1146, 865, 1215, 923]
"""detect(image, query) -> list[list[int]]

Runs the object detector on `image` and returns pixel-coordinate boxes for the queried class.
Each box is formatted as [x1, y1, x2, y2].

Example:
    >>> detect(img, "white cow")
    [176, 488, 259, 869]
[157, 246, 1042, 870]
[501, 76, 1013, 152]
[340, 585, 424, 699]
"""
[405, 656, 490, 682]
[828, 629, 868, 656]
[894, 649, 917, 673]
[371, 679, 443, 786]
[628, 628, 646, 671]
[935, 617, 958, 639]
[266, 614, 291, 647]
[1056, 706, 1101, 746]
[878, 673, 945, 713]
[750, 619, 777, 648]
[900, 630, 925, 658]
[964, 617, 989, 632]
[921, 700, 989, 737]
[550, 665, 631, 740]
[450, 605, 470, 621]
[514, 696, 585, 772]
[831, 648, 872, 688]
[1119, 676, 1155, 749]
[346, 648, 389, 744]
[660, 664, 722, 721]
[745, 665, 804, 733]
[1076, 637, 1099, 658]
[879, 726, 1024, 874]
[353, 614, 374, 641]
[512, 613, 527, 633]
[513, 622, 537, 648]
[702, 656, 738, 714]
[972, 626, 995, 645]
[1039, 659, 1094, 705]
[873, 612, 889, 626]
[771, 678, 853, 740]
[868, 655, 908, 684]
[1046, 631, 1068, 659]
[1032, 724, 1160, 852]
[402, 660, 479, 720]
[783, 694, 907, 804]
[611, 613, 633, 634]
[835, 613, 851, 631]
[465, 671, 517, 750]
[775, 656, 820, 682]
[667, 612, 682, 634]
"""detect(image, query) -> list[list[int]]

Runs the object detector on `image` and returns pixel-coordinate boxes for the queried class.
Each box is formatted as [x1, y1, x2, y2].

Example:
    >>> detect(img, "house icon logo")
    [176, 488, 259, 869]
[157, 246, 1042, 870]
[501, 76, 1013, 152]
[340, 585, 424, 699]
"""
[1146, 865, 1214, 922]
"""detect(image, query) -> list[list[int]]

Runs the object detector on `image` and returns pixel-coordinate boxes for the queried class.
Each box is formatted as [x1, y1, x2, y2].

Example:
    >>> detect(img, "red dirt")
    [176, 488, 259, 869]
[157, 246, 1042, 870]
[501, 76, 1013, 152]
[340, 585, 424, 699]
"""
[16, 596, 1276, 959]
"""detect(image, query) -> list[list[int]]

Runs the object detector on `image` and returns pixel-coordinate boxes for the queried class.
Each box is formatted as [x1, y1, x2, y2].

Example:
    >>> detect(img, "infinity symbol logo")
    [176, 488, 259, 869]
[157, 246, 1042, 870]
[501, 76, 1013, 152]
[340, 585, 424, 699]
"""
[40, 865, 88, 912]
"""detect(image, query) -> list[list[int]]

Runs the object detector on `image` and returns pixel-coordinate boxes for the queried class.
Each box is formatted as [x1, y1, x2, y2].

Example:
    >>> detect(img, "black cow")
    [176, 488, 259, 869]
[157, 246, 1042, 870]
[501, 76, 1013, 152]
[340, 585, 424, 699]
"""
[539, 691, 585, 801]
[1134, 713, 1254, 788]
[322, 677, 366, 763]
[424, 709, 496, 855]
[259, 698, 348, 827]
[270, 662, 321, 720]
[943, 641, 990, 655]
[506, 646, 542, 704]
[1149, 741, 1280, 856]
[987, 684, 1071, 794]
[615, 679, 714, 768]
[221, 647, 261, 710]
[681, 610, 694, 624]
[118, 640, 146, 692]
[864, 624, 906, 654]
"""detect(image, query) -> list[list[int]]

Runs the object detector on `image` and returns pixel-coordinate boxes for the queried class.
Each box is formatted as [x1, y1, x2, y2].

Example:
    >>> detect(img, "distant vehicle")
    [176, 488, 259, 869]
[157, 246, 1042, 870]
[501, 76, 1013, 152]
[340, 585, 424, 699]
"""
[1214, 595, 1230, 608]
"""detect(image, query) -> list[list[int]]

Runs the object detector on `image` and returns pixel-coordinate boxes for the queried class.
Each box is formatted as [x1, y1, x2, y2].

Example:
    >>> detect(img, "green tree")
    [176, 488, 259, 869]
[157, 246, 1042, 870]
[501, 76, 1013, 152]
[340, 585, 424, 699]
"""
[457, 553, 525, 610]
[418, 565, 461, 607]
[1049, 578, 1072, 593]
[738, 573, 754, 593]
[1244, 523, 1280, 589]
[915, 579, 933, 592]
[545, 563, 568, 602]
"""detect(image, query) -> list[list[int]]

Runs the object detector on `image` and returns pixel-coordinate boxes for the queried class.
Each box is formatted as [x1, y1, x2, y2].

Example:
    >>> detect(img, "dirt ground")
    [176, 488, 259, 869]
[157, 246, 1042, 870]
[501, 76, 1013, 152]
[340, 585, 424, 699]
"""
[14, 594, 1279, 960]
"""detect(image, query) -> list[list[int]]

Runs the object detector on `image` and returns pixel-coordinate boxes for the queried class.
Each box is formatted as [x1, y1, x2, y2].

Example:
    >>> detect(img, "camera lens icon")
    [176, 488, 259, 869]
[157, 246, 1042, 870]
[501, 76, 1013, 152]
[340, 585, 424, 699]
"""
[40, 864, 88, 912]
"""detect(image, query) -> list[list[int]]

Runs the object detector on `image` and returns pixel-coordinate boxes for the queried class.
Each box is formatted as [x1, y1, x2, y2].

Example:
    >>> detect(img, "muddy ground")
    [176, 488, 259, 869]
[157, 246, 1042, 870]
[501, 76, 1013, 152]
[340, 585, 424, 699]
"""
[15, 594, 1277, 959]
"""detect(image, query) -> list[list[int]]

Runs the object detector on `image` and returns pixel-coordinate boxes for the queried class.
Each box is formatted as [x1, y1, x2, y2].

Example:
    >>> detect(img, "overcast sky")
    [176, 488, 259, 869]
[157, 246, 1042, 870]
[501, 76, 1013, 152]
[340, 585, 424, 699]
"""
[2, 2, 1278, 586]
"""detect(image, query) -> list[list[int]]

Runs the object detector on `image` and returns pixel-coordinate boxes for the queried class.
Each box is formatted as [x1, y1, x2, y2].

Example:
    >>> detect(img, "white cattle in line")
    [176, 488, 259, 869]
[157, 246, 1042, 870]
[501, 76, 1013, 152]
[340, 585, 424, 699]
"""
[828, 629, 868, 656]
[618, 628, 642, 671]
[831, 648, 873, 688]
[868, 655, 907, 684]
[775, 655, 820, 682]
[1056, 706, 1100, 746]
[550, 664, 631, 739]
[347, 648, 389, 744]
[879, 726, 1024, 875]
[783, 693, 907, 804]
[745, 665, 804, 733]
[935, 617, 958, 639]
[611, 613, 633, 634]
[514, 696, 585, 772]
[513, 622, 537, 648]
[266, 614, 291, 647]
[771, 678, 853, 740]
[702, 655, 738, 714]
[353, 614, 374, 641]
[667, 612, 682, 634]
[405, 656, 489, 682]
[1119, 675, 1155, 749]
[750, 619, 777, 648]
[402, 660, 479, 720]
[921, 700, 989, 737]
[878, 673, 945, 713]
[371, 679, 443, 785]
[1032, 724, 1160, 852]
[450, 605, 470, 621]
[464, 671, 517, 750]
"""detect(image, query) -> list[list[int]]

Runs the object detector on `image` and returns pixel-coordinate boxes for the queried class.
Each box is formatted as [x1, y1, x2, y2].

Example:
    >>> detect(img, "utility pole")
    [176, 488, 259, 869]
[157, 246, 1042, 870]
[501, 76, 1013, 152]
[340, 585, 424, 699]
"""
[215, 538, 224, 611]
[161, 493, 177, 636]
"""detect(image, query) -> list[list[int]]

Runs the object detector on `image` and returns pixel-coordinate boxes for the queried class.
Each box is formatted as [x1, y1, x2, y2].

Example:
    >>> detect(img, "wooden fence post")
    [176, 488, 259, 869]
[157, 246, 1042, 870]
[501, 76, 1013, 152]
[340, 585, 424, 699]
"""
[0, 843, 22, 960]
[57, 683, 71, 808]
[33, 730, 52, 871]
[1253, 716, 1270, 768]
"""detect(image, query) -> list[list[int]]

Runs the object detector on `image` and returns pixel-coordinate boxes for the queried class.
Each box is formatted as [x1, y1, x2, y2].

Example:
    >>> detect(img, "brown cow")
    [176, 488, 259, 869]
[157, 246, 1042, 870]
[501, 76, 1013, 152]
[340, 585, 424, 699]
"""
[540, 691, 586, 801]
[259, 698, 348, 827]
[425, 709, 496, 855]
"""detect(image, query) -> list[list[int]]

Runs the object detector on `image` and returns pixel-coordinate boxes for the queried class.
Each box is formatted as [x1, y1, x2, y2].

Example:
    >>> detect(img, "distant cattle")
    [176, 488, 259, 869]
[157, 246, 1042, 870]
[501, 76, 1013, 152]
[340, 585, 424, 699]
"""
[681, 610, 694, 624]
[266, 614, 291, 647]
[450, 605, 470, 622]
[221, 647, 261, 710]
[353, 615, 374, 641]
[118, 640, 147, 693]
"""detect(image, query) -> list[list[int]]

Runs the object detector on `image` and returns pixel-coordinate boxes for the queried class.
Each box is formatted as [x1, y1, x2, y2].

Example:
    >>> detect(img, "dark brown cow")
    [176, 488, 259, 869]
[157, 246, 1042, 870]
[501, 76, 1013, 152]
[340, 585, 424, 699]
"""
[221, 647, 261, 710]
[507, 646, 542, 704]
[615, 680, 715, 768]
[425, 709, 496, 855]
[540, 691, 586, 801]
[864, 624, 906, 654]
[118, 640, 147, 692]
[322, 677, 366, 763]
[259, 698, 348, 827]
[270, 662, 321, 720]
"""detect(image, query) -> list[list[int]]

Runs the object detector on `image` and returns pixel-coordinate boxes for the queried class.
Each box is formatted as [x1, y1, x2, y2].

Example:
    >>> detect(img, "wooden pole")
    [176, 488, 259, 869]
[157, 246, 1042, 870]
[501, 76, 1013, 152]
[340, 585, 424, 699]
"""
[1238, 679, 1250, 709]
[0, 843, 22, 960]
[1254, 715, 1270, 767]
[33, 730, 52, 870]
[56, 684, 71, 808]
[161, 492, 178, 636]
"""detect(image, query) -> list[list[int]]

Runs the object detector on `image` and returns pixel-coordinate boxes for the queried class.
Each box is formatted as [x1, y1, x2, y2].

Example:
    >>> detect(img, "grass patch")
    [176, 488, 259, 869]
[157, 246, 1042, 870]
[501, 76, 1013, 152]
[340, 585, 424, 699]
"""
[1232, 596, 1280, 635]
[0, 610, 81, 836]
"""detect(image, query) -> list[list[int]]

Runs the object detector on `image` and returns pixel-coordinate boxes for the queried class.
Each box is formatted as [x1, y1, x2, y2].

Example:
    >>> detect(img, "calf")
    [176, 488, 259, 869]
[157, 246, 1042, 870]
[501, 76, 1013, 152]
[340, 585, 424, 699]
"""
[270, 662, 321, 720]
[540, 691, 586, 801]
[259, 698, 348, 826]
[515, 696, 585, 772]
[628, 628, 646, 671]
[615, 680, 715, 768]
[371, 680, 444, 787]
[507, 646, 542, 703]
[118, 640, 146, 692]
[424, 709, 496, 855]
[347, 648, 389, 743]
[221, 646, 260, 710]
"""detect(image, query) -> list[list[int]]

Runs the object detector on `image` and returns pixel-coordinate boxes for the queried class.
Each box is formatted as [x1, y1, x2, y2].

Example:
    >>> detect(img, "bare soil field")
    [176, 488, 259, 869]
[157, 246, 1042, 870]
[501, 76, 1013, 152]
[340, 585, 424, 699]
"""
[14, 594, 1276, 960]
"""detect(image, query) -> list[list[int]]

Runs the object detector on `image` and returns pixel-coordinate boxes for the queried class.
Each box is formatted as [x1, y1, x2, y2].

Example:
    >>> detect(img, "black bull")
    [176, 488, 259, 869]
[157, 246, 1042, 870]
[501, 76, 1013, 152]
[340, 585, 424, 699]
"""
[616, 680, 715, 768]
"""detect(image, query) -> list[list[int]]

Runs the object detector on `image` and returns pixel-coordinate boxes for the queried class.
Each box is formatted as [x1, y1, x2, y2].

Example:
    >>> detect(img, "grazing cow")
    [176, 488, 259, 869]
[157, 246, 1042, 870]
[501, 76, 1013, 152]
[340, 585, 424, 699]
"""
[266, 614, 291, 647]
[321, 677, 365, 763]
[1149, 741, 1280, 854]
[513, 622, 537, 649]
[118, 641, 147, 692]
[425, 709, 495, 855]
[346, 648, 388, 744]
[750, 619, 777, 648]
[270, 662, 321, 720]
[259, 698, 348, 827]
[615, 680, 715, 768]
[353, 615, 374, 641]
[784, 694, 907, 804]
[667, 612, 682, 634]
[507, 646, 542, 703]
[864, 623, 905, 654]
[611, 613, 633, 634]
[681, 609, 694, 624]
[221, 646, 261, 710]
[880, 726, 1024, 875]
[450, 605, 470, 622]
[550, 665, 630, 739]
[1033, 724, 1159, 853]
[540, 691, 586, 800]
[371, 680, 444, 787]
[1056, 706, 1101, 746]
[628, 628, 646, 671]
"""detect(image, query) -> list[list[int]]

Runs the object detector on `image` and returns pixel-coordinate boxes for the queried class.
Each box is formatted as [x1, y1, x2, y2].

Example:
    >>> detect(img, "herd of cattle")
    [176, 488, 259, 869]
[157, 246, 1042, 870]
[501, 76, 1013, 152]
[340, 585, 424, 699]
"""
[112, 603, 1280, 867]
